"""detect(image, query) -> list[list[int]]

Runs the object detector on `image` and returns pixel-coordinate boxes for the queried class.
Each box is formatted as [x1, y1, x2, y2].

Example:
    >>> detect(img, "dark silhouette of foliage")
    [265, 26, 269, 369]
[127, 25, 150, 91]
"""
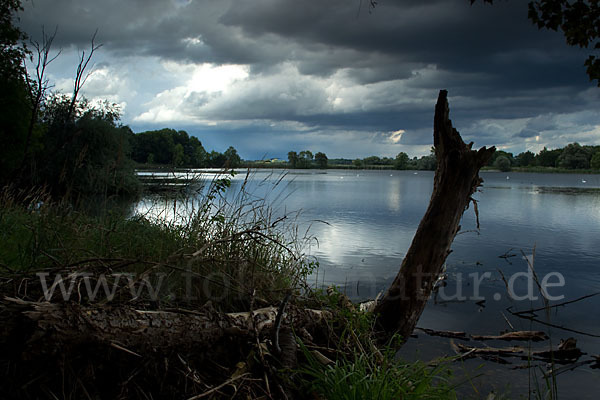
[33, 96, 139, 197]
[297, 150, 314, 168]
[591, 150, 600, 169]
[557, 142, 592, 168]
[314, 152, 328, 168]
[416, 148, 437, 171]
[0, 2, 140, 198]
[473, 0, 600, 85]
[536, 146, 562, 166]
[224, 146, 241, 168]
[208, 150, 227, 167]
[129, 128, 229, 168]
[287, 151, 298, 168]
[494, 155, 512, 171]
[488, 150, 515, 167]
[515, 150, 536, 166]
[0, 0, 30, 183]
[394, 152, 409, 170]
[0, 0, 27, 77]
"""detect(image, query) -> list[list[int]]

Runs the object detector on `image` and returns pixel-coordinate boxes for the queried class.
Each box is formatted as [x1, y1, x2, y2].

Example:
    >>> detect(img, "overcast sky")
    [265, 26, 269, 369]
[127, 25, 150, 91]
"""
[17, 0, 600, 160]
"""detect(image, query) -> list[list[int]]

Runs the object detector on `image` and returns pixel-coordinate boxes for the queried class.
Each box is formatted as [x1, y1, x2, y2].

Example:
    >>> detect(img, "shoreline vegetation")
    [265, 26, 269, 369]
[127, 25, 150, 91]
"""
[127, 130, 600, 175]
[0, 173, 459, 399]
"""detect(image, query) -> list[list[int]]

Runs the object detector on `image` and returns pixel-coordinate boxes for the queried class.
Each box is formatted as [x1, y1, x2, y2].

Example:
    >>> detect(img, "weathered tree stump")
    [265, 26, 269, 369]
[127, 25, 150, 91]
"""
[373, 90, 495, 341]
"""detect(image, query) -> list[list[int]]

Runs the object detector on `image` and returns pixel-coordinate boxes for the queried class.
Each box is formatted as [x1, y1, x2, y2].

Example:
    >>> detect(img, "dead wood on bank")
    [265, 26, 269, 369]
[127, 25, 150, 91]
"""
[373, 90, 495, 340]
[0, 297, 331, 356]
[0, 294, 334, 399]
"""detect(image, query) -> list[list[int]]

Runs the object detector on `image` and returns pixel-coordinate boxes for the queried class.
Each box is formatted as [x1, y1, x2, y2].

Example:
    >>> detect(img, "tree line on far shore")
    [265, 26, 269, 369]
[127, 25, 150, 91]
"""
[490, 143, 600, 172]
[279, 149, 438, 170]
[130, 128, 241, 169]
[279, 144, 600, 172]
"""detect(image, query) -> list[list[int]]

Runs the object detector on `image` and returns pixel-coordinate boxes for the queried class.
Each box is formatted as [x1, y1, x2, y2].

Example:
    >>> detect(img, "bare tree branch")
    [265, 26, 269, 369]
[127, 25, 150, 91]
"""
[68, 29, 103, 121]
[20, 26, 61, 173]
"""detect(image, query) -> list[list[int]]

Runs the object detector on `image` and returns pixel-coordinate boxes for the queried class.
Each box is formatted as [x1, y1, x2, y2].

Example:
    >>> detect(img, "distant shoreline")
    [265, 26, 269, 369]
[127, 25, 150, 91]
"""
[135, 163, 600, 175]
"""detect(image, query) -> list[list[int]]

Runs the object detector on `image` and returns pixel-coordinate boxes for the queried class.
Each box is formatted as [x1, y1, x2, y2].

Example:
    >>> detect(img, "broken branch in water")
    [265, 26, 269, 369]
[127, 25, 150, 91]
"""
[508, 291, 600, 316]
[416, 327, 548, 342]
[450, 337, 586, 365]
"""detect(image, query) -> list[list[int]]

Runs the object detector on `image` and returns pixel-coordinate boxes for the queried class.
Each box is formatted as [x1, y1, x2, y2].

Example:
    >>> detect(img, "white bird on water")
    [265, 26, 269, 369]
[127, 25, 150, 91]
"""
[506, 176, 510, 180]
[582, 179, 587, 183]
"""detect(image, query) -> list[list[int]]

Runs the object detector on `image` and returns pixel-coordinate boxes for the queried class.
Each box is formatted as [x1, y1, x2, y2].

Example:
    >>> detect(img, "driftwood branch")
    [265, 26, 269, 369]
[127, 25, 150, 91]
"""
[451, 337, 586, 365]
[416, 327, 548, 342]
[373, 90, 495, 340]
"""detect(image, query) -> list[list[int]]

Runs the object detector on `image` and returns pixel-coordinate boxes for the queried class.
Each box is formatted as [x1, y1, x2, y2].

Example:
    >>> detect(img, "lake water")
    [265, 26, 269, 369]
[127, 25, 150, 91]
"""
[135, 169, 600, 398]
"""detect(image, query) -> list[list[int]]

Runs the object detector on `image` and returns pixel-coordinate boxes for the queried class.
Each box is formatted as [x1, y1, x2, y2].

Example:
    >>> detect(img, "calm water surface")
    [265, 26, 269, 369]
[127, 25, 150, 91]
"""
[135, 169, 600, 398]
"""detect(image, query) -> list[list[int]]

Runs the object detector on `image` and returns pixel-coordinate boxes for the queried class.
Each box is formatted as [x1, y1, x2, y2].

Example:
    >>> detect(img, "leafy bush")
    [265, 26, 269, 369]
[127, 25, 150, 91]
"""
[557, 142, 591, 169]
[494, 155, 511, 172]
[32, 96, 140, 197]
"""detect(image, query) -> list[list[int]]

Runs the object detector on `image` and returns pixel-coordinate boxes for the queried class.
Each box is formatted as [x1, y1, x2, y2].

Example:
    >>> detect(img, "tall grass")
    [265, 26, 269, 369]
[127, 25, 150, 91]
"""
[0, 170, 317, 311]
[293, 288, 457, 399]
[298, 339, 457, 400]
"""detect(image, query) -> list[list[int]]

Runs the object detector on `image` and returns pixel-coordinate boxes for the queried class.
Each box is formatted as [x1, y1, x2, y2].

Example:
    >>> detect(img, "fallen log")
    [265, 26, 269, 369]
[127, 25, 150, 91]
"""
[0, 297, 330, 357]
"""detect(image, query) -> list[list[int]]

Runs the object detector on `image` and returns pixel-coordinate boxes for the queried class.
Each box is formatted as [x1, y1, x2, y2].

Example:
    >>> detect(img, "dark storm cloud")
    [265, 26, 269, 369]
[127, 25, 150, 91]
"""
[20, 0, 584, 86]
[17, 0, 600, 158]
[514, 128, 539, 138]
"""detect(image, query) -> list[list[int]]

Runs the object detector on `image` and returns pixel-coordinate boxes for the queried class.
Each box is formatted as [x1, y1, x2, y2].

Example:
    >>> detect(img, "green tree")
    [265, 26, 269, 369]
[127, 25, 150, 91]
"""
[208, 150, 226, 167]
[415, 147, 437, 171]
[131, 129, 210, 168]
[394, 152, 409, 170]
[131, 129, 176, 165]
[352, 158, 363, 168]
[363, 156, 381, 166]
[35, 96, 139, 196]
[557, 142, 591, 169]
[194, 143, 208, 167]
[591, 150, 600, 169]
[189, 136, 207, 167]
[0, 0, 31, 184]
[536, 146, 562, 167]
[314, 152, 328, 168]
[488, 150, 514, 167]
[298, 150, 313, 168]
[224, 146, 241, 168]
[515, 150, 536, 167]
[172, 143, 185, 167]
[494, 155, 512, 172]
[287, 151, 298, 168]
[417, 154, 436, 171]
